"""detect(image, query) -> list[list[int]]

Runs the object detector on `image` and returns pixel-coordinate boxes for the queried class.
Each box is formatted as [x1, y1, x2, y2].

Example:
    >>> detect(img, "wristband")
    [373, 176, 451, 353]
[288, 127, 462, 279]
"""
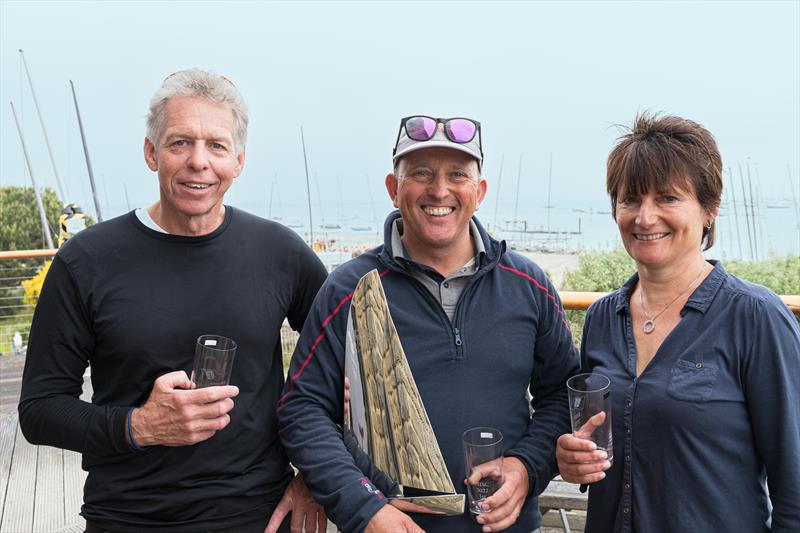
[127, 408, 145, 452]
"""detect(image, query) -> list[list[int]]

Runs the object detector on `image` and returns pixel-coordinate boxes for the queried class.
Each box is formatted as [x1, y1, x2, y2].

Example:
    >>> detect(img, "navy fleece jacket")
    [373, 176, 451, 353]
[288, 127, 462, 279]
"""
[278, 211, 579, 533]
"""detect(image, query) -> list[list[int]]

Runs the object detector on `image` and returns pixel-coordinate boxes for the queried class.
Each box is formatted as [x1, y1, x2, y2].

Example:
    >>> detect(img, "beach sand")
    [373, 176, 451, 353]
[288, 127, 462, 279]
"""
[517, 251, 580, 289]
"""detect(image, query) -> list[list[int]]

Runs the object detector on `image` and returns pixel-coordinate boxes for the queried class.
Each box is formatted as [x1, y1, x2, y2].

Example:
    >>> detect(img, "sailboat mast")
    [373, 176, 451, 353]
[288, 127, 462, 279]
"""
[492, 155, 504, 233]
[123, 182, 131, 211]
[69, 80, 103, 222]
[365, 174, 376, 224]
[787, 165, 799, 221]
[746, 162, 759, 260]
[546, 152, 553, 233]
[10, 101, 55, 249]
[753, 165, 770, 253]
[336, 175, 344, 223]
[300, 126, 314, 244]
[268, 179, 275, 219]
[19, 49, 66, 201]
[738, 164, 753, 260]
[727, 167, 743, 258]
[513, 155, 523, 228]
[314, 172, 325, 227]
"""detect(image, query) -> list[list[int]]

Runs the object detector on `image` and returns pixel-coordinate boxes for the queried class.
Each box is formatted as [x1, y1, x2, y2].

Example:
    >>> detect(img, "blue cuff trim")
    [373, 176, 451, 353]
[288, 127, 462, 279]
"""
[127, 408, 145, 452]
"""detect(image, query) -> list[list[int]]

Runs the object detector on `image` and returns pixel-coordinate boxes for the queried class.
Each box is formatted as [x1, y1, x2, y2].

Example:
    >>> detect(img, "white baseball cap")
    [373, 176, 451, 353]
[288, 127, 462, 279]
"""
[392, 116, 483, 169]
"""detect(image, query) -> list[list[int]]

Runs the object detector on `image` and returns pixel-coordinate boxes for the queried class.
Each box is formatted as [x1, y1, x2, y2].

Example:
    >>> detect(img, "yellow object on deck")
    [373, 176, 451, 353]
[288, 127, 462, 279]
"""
[57, 203, 87, 248]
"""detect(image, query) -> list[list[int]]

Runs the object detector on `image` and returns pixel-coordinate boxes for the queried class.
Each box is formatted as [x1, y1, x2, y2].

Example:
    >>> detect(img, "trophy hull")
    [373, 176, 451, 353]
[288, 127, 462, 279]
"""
[344, 269, 465, 516]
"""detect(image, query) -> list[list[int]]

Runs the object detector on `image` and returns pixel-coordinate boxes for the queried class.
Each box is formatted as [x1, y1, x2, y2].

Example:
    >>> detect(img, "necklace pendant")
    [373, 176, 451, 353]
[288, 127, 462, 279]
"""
[643, 320, 655, 334]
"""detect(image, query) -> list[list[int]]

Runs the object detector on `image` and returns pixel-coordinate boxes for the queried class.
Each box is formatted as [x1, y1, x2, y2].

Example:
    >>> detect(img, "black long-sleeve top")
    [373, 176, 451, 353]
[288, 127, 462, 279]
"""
[19, 207, 327, 532]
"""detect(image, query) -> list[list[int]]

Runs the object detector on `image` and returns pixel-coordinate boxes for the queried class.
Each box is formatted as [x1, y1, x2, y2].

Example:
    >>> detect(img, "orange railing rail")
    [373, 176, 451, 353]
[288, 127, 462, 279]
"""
[562, 290, 800, 315]
[0, 249, 58, 260]
[2, 249, 799, 314]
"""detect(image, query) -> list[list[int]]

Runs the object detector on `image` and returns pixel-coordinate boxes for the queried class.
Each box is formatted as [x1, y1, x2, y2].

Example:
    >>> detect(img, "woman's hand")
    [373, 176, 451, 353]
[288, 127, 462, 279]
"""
[556, 432, 612, 484]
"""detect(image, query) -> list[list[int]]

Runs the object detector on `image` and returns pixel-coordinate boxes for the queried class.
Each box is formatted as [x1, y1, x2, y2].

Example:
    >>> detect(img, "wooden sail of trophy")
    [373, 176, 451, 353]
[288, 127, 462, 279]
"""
[344, 269, 465, 515]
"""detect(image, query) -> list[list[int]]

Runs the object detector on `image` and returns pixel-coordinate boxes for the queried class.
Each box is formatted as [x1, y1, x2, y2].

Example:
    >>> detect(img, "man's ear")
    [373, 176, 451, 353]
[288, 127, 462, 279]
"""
[234, 149, 246, 178]
[144, 138, 158, 171]
[477, 178, 488, 205]
[385, 173, 399, 208]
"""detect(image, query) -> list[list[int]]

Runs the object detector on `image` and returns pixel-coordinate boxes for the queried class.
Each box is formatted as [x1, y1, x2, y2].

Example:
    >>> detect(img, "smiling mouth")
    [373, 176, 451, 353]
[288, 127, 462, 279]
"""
[634, 232, 669, 241]
[423, 206, 454, 216]
[183, 183, 211, 190]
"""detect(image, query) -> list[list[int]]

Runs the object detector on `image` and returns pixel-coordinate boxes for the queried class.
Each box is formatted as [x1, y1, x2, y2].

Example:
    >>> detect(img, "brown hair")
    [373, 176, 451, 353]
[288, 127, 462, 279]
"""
[606, 112, 723, 250]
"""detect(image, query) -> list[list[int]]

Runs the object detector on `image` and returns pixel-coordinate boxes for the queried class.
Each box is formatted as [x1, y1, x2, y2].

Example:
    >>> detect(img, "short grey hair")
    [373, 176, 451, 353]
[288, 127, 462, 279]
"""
[146, 69, 248, 153]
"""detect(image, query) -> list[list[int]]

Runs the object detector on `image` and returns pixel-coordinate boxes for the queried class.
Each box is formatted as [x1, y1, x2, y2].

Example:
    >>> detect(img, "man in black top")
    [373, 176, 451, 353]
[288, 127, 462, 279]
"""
[19, 69, 329, 533]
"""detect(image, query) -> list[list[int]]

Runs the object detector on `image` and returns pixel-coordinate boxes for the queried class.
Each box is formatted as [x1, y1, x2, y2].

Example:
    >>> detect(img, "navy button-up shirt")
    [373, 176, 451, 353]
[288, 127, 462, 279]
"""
[581, 261, 800, 533]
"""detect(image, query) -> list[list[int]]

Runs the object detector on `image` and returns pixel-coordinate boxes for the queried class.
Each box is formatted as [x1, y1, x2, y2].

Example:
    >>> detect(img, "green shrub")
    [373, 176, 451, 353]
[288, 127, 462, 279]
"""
[560, 247, 636, 346]
[724, 255, 799, 295]
[561, 247, 636, 293]
[560, 248, 799, 345]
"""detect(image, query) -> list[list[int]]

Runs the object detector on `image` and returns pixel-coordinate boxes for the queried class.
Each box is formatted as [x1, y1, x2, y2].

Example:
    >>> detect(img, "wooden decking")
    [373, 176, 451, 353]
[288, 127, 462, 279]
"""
[0, 353, 586, 533]
[539, 477, 588, 532]
[0, 413, 86, 533]
[0, 355, 89, 533]
[0, 412, 586, 533]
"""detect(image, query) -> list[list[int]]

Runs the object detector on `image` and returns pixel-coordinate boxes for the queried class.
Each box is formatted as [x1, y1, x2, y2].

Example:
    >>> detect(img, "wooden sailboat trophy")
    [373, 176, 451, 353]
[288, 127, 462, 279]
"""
[344, 269, 464, 515]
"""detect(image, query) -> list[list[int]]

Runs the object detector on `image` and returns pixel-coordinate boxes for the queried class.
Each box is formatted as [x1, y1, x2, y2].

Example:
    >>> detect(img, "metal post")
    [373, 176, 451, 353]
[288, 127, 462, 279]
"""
[69, 80, 103, 222]
[558, 508, 572, 533]
[10, 101, 55, 249]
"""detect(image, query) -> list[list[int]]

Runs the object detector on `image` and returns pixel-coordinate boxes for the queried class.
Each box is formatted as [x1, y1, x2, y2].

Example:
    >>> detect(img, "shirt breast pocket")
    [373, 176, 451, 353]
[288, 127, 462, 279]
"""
[667, 358, 719, 401]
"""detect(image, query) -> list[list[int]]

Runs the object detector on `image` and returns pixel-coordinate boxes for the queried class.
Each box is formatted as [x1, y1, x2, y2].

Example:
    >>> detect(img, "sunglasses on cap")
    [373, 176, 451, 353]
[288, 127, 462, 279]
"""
[392, 115, 483, 156]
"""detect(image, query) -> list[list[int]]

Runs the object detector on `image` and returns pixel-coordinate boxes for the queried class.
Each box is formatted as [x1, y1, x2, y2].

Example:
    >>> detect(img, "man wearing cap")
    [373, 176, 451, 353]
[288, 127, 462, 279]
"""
[19, 69, 328, 533]
[278, 116, 579, 532]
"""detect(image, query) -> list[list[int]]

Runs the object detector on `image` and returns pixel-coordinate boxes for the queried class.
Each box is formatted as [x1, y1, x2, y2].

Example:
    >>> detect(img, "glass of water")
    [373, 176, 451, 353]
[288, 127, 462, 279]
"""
[190, 334, 237, 388]
[566, 373, 613, 462]
[462, 427, 504, 515]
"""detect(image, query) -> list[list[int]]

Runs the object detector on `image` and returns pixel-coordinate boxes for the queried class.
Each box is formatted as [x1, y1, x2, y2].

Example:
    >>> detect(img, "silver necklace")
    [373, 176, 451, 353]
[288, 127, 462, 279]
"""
[639, 268, 706, 334]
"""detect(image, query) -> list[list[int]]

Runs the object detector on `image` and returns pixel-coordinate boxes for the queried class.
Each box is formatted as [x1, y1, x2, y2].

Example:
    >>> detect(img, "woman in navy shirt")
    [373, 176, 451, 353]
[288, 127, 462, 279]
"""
[556, 113, 800, 532]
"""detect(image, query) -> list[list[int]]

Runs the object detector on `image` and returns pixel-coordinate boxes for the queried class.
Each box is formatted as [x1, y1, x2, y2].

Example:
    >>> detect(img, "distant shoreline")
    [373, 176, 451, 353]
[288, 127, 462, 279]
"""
[517, 251, 580, 288]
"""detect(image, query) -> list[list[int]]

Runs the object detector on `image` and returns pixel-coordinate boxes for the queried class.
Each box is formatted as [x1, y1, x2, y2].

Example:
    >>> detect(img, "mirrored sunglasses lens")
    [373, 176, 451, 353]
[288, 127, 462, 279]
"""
[405, 116, 437, 141]
[445, 119, 476, 143]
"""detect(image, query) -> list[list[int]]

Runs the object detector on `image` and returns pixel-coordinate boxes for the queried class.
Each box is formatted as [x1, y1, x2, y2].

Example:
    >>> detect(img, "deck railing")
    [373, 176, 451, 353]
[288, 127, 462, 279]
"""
[1, 248, 798, 356]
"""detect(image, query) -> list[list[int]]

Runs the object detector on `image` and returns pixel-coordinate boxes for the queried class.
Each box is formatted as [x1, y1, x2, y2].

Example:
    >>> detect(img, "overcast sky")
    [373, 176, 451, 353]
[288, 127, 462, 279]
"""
[1, 1, 798, 229]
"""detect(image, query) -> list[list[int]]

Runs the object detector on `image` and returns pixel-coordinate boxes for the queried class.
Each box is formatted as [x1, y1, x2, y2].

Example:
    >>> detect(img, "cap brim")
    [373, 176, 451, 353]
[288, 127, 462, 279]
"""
[393, 140, 481, 164]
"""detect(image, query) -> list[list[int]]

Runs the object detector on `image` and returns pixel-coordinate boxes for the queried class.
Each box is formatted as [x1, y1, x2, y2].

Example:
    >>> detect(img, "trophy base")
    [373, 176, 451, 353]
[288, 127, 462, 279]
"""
[389, 493, 465, 515]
